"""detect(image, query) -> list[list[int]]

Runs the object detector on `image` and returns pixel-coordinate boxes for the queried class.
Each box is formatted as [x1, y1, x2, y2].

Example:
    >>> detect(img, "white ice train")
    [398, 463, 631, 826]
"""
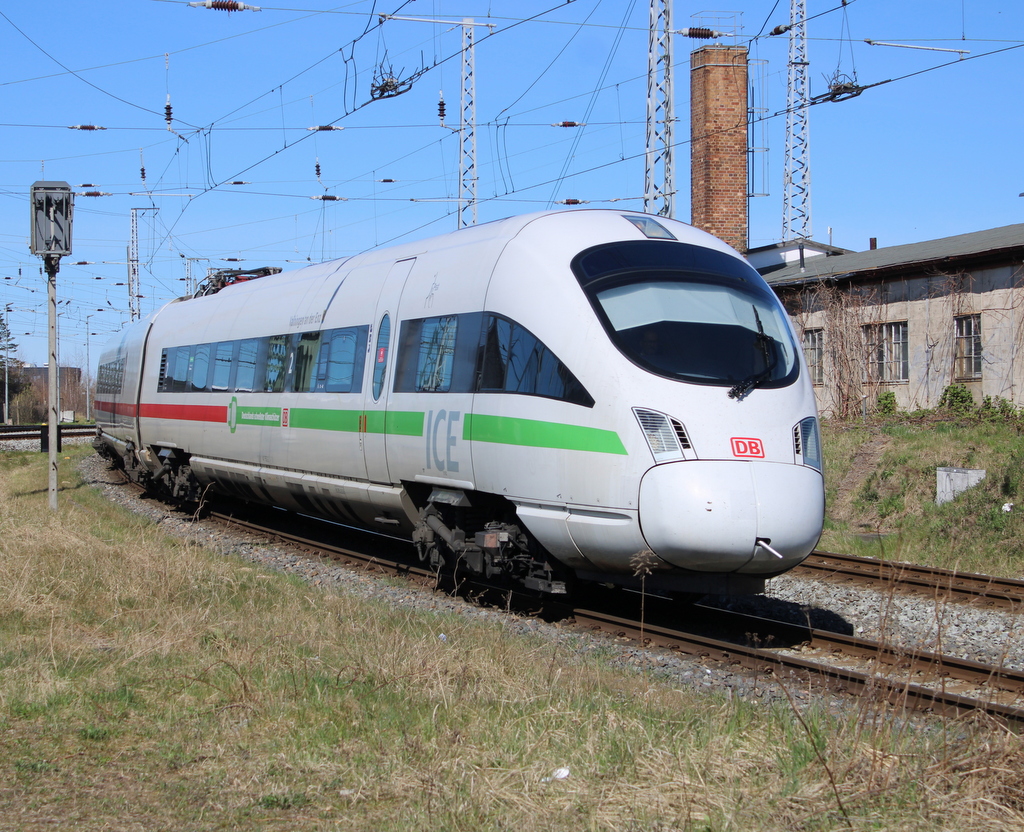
[94, 209, 824, 597]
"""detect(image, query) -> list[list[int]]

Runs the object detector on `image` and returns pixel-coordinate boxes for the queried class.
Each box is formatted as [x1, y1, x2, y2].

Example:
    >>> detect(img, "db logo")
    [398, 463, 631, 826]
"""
[731, 437, 765, 458]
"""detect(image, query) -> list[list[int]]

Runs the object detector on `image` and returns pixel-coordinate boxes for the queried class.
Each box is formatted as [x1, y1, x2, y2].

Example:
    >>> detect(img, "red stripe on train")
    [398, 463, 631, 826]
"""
[139, 402, 228, 423]
[94, 399, 138, 417]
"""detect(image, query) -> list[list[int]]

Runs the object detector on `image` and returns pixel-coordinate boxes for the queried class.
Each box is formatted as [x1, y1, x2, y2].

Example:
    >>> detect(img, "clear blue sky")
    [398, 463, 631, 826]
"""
[2, 0, 1022, 370]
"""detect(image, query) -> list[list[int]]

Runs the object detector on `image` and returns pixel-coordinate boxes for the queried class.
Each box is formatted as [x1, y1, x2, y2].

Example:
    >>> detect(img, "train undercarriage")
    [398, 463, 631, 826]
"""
[94, 436, 570, 595]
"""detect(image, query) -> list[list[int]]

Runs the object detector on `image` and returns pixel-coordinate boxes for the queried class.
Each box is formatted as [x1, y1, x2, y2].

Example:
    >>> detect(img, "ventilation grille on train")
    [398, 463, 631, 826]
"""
[157, 352, 168, 391]
[794, 416, 822, 471]
[634, 408, 692, 463]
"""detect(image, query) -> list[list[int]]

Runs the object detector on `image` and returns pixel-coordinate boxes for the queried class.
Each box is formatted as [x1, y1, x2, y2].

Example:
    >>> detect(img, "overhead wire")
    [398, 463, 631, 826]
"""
[545, 0, 635, 207]
[0, 9, 192, 125]
[141, 0, 577, 258]
[7, 1, 1023, 329]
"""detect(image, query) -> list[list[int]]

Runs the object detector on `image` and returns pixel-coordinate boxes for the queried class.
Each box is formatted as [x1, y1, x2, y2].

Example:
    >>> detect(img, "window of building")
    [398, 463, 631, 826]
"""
[863, 321, 908, 383]
[802, 328, 824, 386]
[954, 313, 982, 380]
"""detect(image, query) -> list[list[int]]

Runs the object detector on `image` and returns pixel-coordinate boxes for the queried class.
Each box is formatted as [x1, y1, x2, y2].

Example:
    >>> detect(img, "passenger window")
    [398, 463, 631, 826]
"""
[315, 327, 367, 393]
[477, 315, 593, 407]
[371, 314, 390, 401]
[263, 334, 288, 393]
[235, 339, 259, 392]
[172, 347, 191, 393]
[415, 316, 458, 392]
[292, 331, 321, 392]
[100, 358, 125, 396]
[212, 342, 234, 391]
[191, 344, 212, 392]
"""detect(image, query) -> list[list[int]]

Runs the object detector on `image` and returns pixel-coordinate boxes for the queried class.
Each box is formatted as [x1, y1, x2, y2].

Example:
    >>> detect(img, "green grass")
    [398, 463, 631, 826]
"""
[820, 416, 1024, 575]
[1, 445, 1024, 829]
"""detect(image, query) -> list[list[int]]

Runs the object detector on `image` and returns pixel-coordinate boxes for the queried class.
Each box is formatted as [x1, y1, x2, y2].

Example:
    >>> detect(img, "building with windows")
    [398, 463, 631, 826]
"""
[761, 223, 1024, 418]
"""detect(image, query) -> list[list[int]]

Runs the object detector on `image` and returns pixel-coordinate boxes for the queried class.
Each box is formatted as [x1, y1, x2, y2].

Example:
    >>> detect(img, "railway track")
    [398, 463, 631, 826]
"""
[0, 423, 96, 443]
[796, 549, 1024, 608]
[573, 604, 1024, 723]
[202, 500, 1024, 724]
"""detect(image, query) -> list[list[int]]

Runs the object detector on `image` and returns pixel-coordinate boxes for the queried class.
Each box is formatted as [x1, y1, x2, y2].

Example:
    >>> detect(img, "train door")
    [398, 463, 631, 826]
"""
[361, 258, 415, 483]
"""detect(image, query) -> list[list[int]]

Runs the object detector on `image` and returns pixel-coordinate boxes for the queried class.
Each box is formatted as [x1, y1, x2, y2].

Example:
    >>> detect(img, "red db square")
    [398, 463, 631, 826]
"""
[731, 437, 764, 458]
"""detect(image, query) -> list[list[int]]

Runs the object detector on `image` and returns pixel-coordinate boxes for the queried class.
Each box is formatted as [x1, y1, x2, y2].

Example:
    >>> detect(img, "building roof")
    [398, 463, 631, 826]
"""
[745, 238, 853, 275]
[763, 222, 1024, 287]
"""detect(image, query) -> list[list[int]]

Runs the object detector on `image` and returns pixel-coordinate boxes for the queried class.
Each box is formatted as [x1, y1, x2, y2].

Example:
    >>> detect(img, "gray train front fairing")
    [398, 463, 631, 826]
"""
[94, 210, 824, 596]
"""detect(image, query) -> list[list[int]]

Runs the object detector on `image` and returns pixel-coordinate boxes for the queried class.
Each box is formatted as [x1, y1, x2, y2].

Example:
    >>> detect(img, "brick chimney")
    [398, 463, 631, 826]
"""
[690, 45, 748, 253]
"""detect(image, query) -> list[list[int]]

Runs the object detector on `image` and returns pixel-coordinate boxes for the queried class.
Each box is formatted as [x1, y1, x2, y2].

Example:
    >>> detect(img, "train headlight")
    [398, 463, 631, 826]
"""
[634, 408, 692, 463]
[794, 416, 822, 471]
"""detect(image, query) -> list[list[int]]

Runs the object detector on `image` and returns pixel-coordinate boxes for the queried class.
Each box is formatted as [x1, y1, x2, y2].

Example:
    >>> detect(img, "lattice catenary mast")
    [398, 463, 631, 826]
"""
[782, 0, 811, 241]
[459, 19, 477, 228]
[128, 207, 157, 320]
[644, 0, 674, 218]
[645, 1, 726, 219]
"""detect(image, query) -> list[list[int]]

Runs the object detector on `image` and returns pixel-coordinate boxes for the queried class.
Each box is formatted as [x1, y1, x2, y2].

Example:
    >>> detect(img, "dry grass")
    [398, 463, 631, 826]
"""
[2, 446, 1024, 830]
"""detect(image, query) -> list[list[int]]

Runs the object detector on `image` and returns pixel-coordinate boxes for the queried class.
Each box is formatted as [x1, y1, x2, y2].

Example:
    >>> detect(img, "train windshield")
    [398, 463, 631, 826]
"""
[572, 240, 799, 390]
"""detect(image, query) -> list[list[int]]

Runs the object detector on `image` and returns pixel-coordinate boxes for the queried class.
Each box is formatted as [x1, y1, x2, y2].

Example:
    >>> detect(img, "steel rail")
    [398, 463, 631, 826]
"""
[0, 424, 96, 441]
[690, 603, 1024, 695]
[795, 549, 1024, 608]
[572, 607, 1024, 724]
[207, 509, 431, 580]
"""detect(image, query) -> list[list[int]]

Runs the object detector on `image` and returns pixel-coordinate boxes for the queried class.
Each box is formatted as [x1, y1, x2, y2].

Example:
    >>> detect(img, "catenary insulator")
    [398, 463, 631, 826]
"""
[78, 191, 111, 197]
[311, 195, 347, 201]
[68, 125, 106, 130]
[307, 125, 343, 131]
[678, 27, 724, 39]
[556, 199, 588, 205]
[438, 95, 446, 123]
[552, 121, 585, 128]
[164, 97, 173, 127]
[188, 1, 261, 10]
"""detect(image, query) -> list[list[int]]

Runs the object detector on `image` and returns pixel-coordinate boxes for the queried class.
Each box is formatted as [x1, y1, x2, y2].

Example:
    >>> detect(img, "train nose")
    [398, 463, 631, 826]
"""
[638, 460, 823, 574]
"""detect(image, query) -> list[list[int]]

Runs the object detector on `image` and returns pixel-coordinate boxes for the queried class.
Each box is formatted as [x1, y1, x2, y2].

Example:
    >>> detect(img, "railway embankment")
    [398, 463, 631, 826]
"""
[3, 444, 1024, 828]
[818, 416, 1024, 578]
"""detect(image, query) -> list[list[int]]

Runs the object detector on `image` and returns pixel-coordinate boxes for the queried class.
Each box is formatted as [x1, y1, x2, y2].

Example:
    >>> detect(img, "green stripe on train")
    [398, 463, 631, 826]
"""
[383, 410, 426, 436]
[287, 408, 424, 437]
[463, 413, 627, 455]
[275, 408, 625, 455]
[287, 408, 362, 432]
